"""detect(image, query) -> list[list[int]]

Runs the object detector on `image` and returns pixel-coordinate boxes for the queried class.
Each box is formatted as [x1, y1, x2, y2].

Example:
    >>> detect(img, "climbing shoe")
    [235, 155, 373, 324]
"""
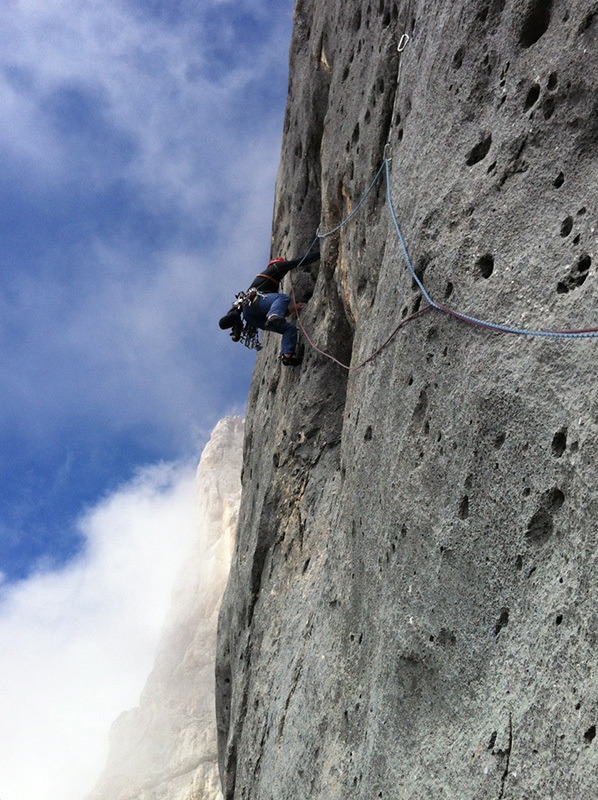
[266, 314, 285, 329]
[280, 353, 302, 367]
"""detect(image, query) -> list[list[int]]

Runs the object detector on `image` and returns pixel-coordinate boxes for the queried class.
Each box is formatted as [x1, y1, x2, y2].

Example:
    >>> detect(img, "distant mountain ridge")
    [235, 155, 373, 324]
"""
[86, 416, 243, 800]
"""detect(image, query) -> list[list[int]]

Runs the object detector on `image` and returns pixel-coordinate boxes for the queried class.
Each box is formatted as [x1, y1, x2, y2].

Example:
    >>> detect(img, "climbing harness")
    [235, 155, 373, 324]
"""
[232, 287, 259, 311]
[229, 288, 264, 351]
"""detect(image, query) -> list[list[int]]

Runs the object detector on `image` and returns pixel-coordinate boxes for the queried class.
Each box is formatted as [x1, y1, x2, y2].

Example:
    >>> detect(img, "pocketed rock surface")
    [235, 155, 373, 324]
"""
[217, 1, 598, 799]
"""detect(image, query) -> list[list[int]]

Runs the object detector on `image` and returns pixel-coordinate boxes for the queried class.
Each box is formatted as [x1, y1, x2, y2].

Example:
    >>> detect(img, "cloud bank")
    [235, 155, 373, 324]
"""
[0, 0, 292, 577]
[0, 459, 197, 800]
[0, 1, 290, 795]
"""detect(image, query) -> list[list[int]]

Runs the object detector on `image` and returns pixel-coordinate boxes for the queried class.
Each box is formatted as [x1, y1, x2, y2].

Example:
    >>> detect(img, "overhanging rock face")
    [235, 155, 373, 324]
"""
[216, 1, 598, 798]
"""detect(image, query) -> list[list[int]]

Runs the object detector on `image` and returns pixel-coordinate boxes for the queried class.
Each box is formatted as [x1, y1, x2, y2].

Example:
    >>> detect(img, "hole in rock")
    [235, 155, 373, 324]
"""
[578, 207, 587, 215]
[526, 508, 553, 543]
[585, 725, 596, 744]
[547, 71, 558, 90]
[552, 428, 567, 457]
[560, 216, 574, 237]
[466, 134, 492, 166]
[579, 254, 592, 273]
[524, 83, 541, 110]
[364, 425, 373, 441]
[579, 12, 597, 33]
[412, 389, 428, 425]
[494, 432, 506, 449]
[553, 172, 564, 188]
[556, 614, 563, 625]
[549, 488, 565, 509]
[557, 255, 591, 293]
[543, 97, 556, 119]
[519, 0, 553, 48]
[477, 253, 495, 278]
[453, 47, 465, 69]
[444, 281, 454, 298]
[494, 608, 509, 635]
[458, 495, 470, 520]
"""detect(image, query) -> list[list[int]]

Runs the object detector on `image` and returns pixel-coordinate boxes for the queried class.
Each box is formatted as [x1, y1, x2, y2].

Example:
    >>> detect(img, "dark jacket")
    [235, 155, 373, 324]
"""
[219, 251, 320, 330]
[249, 251, 320, 293]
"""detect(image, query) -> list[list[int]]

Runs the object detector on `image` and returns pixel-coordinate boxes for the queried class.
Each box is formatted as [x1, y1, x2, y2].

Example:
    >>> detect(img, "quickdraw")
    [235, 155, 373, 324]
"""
[232, 287, 259, 311]
[239, 325, 262, 351]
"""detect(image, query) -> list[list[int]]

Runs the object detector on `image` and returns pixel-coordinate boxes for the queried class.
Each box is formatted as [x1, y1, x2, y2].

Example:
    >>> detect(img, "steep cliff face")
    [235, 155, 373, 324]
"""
[217, 1, 598, 798]
[87, 416, 243, 800]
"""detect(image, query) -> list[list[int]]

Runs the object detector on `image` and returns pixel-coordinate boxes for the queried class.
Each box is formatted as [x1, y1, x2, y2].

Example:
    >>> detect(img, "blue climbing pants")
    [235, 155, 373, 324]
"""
[243, 293, 297, 355]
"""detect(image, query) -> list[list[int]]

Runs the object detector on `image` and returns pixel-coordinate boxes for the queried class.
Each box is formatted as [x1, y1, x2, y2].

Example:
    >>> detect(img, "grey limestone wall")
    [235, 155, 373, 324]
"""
[217, 2, 598, 798]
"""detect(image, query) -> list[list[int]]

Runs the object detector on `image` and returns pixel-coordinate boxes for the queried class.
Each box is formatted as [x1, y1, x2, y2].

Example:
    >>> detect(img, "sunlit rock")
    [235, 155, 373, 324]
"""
[87, 416, 243, 800]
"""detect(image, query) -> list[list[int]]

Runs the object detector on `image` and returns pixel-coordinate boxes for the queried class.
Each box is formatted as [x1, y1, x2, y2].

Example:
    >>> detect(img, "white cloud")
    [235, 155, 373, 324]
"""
[0, 0, 290, 448]
[0, 459, 198, 800]
[0, 0, 291, 212]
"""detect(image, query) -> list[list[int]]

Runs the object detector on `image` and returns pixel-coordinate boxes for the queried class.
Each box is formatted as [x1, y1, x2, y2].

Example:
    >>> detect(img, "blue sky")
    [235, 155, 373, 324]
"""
[0, 0, 293, 582]
[0, 0, 294, 797]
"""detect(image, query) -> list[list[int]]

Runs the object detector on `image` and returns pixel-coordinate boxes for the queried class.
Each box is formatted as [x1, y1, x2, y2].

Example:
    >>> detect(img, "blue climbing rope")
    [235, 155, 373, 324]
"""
[296, 158, 598, 344]
[382, 159, 598, 339]
[291, 162, 388, 271]
[318, 161, 387, 238]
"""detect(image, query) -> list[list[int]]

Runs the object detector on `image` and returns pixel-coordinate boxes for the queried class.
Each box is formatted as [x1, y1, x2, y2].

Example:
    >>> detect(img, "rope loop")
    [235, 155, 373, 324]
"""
[285, 157, 598, 373]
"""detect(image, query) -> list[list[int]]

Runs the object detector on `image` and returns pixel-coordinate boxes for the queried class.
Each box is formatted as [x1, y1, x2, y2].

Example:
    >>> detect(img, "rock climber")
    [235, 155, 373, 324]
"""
[218, 251, 320, 366]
